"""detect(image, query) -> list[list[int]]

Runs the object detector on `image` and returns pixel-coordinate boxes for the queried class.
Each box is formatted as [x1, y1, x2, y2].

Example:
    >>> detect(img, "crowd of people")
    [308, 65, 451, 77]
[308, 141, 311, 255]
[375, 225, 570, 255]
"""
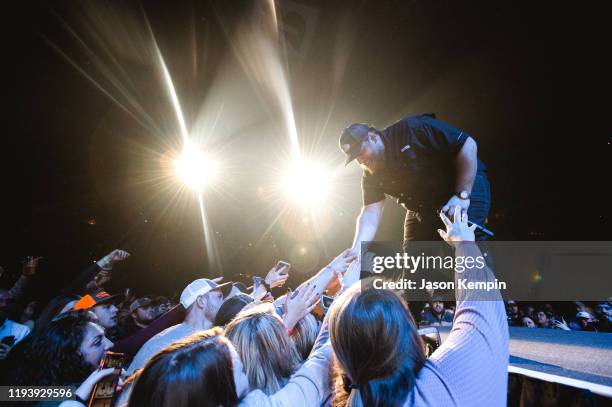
[415, 296, 612, 332]
[503, 299, 612, 332]
[0, 209, 605, 406]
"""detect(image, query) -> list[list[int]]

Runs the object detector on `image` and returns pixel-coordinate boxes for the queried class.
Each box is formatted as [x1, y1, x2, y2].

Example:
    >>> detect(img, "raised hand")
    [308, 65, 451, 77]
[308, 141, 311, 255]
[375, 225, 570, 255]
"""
[282, 283, 319, 332]
[553, 318, 571, 331]
[98, 249, 130, 270]
[437, 206, 477, 244]
[108, 250, 130, 262]
[74, 367, 119, 402]
[265, 262, 290, 288]
[328, 249, 358, 275]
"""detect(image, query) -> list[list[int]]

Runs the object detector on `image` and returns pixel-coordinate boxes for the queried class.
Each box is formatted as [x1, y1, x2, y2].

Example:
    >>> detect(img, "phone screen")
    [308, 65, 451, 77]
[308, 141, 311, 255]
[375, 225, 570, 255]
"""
[274, 261, 290, 273]
[321, 295, 334, 310]
[253, 276, 264, 289]
[88, 352, 125, 407]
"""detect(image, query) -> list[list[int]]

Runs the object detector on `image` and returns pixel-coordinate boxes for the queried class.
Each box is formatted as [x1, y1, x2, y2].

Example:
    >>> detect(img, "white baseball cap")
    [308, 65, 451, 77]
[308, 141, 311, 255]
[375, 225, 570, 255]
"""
[180, 279, 232, 308]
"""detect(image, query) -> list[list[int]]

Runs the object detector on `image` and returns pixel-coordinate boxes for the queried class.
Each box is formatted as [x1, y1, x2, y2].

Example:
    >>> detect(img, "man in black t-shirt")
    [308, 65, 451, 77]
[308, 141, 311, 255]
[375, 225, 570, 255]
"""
[339, 114, 491, 253]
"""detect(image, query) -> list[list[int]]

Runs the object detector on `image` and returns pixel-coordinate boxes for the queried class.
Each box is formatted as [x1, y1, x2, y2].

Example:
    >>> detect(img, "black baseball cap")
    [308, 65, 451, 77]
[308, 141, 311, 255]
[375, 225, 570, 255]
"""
[339, 123, 373, 166]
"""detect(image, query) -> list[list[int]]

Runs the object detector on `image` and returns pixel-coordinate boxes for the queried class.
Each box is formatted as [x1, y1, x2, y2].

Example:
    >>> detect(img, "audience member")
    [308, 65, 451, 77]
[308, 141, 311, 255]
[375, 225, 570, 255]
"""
[215, 293, 255, 327]
[521, 316, 536, 328]
[0, 288, 31, 360]
[7, 311, 112, 387]
[506, 300, 522, 326]
[328, 208, 508, 406]
[72, 290, 122, 339]
[419, 297, 454, 327]
[127, 278, 231, 374]
[535, 310, 551, 328]
[225, 304, 301, 394]
[291, 313, 320, 362]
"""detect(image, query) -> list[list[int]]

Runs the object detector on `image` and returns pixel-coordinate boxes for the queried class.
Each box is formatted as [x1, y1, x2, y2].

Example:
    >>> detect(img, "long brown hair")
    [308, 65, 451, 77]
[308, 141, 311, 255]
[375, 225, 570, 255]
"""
[329, 288, 426, 407]
[128, 327, 238, 407]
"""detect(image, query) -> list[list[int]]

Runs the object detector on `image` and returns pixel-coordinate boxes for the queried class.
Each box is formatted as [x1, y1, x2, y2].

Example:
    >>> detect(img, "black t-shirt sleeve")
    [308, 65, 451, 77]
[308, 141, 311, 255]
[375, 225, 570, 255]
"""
[362, 176, 385, 206]
[413, 115, 469, 155]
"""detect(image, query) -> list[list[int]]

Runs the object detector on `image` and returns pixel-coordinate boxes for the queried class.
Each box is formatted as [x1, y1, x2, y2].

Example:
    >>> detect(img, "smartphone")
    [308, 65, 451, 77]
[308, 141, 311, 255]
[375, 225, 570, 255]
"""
[417, 327, 441, 357]
[321, 295, 334, 311]
[87, 352, 125, 407]
[252, 276, 264, 290]
[273, 261, 291, 274]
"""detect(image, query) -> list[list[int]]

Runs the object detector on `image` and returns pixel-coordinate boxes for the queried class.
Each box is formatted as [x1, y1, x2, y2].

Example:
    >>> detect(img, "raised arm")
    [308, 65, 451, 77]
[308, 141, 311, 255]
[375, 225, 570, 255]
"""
[425, 208, 508, 406]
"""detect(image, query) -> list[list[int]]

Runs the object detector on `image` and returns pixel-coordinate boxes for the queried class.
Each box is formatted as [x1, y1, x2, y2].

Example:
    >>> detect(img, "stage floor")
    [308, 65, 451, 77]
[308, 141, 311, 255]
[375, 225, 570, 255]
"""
[439, 326, 612, 390]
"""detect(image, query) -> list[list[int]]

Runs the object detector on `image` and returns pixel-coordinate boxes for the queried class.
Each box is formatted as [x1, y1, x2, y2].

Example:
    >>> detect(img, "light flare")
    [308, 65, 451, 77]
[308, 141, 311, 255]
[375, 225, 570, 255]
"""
[173, 145, 220, 191]
[282, 160, 331, 208]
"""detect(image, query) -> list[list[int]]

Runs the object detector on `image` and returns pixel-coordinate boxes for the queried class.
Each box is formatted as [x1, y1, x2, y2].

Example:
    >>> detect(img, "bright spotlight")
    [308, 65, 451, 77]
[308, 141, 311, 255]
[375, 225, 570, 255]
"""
[173, 145, 219, 190]
[282, 160, 331, 207]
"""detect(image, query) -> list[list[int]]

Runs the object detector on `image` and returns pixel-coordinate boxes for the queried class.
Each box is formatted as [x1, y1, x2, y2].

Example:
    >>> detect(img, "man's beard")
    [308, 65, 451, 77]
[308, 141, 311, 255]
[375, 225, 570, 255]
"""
[370, 153, 386, 174]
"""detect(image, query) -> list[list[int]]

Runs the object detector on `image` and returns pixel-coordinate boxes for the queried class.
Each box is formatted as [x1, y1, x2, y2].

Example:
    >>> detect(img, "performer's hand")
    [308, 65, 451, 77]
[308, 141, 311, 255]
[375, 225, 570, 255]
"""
[441, 195, 470, 220]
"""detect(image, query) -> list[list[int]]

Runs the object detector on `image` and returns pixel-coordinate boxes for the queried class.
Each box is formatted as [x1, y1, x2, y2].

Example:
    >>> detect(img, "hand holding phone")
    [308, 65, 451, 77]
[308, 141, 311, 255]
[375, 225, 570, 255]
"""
[320, 295, 334, 312]
[87, 352, 125, 407]
[252, 276, 268, 301]
[265, 261, 290, 289]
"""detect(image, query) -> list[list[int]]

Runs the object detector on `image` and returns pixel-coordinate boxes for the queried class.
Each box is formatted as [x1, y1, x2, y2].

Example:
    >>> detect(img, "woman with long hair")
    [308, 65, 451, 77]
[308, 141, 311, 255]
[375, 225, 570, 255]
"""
[291, 313, 321, 362]
[123, 260, 359, 407]
[328, 209, 509, 406]
[126, 323, 331, 407]
[128, 328, 246, 407]
[329, 289, 426, 406]
[8, 311, 113, 387]
[225, 303, 301, 394]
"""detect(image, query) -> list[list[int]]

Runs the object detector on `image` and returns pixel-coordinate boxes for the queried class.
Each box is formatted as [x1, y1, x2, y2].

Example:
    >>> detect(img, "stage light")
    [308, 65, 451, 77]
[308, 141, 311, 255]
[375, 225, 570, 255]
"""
[173, 145, 219, 190]
[282, 160, 331, 208]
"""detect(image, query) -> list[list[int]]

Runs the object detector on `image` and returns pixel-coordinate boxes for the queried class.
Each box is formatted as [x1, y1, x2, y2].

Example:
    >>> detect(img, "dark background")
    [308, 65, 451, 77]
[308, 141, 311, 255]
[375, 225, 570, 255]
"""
[2, 0, 610, 302]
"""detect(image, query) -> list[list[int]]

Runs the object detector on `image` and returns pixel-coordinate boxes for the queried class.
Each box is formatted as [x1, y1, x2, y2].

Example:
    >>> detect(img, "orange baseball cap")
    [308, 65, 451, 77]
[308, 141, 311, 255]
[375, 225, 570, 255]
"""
[73, 290, 123, 310]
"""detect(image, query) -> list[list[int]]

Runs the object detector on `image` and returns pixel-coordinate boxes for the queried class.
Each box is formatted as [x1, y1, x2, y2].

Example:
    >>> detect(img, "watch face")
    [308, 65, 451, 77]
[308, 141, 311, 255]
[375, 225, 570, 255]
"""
[460, 191, 469, 199]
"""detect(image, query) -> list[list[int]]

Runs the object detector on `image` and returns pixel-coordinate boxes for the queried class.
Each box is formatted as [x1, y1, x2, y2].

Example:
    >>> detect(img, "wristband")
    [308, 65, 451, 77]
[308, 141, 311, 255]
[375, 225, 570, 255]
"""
[96, 255, 115, 271]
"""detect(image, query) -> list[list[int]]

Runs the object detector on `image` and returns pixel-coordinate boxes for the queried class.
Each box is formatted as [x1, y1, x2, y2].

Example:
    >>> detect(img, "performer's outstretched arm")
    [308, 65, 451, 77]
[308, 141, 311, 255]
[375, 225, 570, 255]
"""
[350, 199, 385, 255]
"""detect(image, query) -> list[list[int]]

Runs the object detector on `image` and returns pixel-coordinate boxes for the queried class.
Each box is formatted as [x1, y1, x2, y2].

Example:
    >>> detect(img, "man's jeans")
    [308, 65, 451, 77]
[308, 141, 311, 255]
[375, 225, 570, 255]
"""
[403, 173, 491, 251]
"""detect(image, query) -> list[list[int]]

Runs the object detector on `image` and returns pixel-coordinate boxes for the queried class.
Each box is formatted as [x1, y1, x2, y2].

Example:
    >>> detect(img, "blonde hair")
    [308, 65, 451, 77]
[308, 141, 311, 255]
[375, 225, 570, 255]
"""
[291, 313, 320, 361]
[225, 304, 300, 394]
